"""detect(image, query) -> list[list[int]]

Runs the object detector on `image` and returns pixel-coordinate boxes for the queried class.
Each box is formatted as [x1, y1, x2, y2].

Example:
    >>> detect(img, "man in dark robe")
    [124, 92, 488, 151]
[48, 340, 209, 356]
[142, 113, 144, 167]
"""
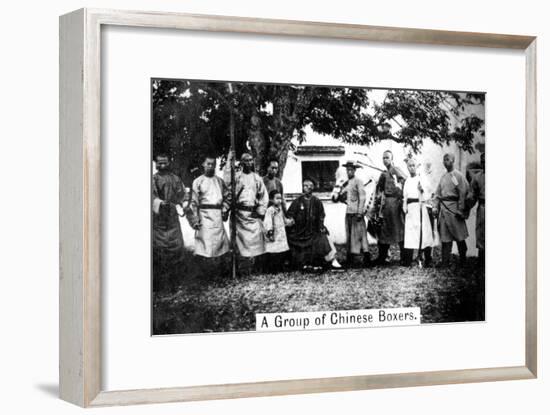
[469, 153, 485, 265]
[287, 179, 341, 270]
[434, 153, 469, 266]
[152, 154, 186, 292]
[374, 150, 407, 265]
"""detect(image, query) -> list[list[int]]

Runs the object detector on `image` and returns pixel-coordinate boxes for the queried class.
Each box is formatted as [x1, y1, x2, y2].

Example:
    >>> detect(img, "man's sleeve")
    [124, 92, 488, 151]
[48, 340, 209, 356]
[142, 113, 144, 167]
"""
[457, 173, 468, 212]
[187, 178, 200, 227]
[470, 174, 480, 206]
[318, 198, 326, 224]
[402, 178, 409, 210]
[395, 166, 407, 183]
[393, 166, 406, 197]
[375, 172, 385, 194]
[287, 199, 297, 219]
[152, 177, 162, 215]
[256, 177, 268, 216]
[374, 173, 385, 211]
[263, 208, 274, 232]
[434, 179, 442, 211]
[357, 179, 366, 213]
[175, 176, 185, 205]
[283, 212, 294, 226]
[221, 177, 231, 215]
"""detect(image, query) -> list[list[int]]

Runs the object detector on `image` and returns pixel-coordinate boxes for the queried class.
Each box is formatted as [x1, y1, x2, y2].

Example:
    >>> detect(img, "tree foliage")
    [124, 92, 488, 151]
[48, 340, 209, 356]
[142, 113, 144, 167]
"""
[152, 79, 484, 184]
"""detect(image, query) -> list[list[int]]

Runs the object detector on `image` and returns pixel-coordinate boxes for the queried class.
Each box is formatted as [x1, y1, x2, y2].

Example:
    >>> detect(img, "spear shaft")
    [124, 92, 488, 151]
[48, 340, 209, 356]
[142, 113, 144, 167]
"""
[228, 83, 237, 279]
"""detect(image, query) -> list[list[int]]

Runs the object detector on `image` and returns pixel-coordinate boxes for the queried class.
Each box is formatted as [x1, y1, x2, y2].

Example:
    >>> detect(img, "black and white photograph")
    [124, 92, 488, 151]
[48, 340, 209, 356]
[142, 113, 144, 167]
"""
[151, 78, 486, 335]
[3, 0, 545, 412]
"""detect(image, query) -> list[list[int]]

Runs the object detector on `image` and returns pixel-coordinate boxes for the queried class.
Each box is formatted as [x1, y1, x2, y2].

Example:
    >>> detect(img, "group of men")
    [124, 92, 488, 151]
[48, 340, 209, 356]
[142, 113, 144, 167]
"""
[337, 150, 485, 268]
[152, 148, 485, 288]
[152, 151, 342, 285]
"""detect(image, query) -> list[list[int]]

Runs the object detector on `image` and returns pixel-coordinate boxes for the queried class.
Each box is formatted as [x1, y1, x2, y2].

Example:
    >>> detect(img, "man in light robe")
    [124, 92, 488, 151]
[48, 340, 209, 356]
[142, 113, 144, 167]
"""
[287, 179, 342, 271]
[402, 158, 434, 267]
[225, 152, 269, 258]
[188, 156, 230, 259]
[332, 161, 370, 267]
[152, 154, 185, 292]
[469, 152, 485, 264]
[434, 153, 469, 266]
[262, 159, 286, 212]
[374, 150, 407, 265]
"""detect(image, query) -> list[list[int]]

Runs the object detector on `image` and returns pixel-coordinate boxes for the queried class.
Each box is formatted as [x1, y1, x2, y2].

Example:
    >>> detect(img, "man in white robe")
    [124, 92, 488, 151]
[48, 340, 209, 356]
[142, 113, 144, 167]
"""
[225, 152, 268, 258]
[188, 156, 230, 258]
[402, 158, 434, 267]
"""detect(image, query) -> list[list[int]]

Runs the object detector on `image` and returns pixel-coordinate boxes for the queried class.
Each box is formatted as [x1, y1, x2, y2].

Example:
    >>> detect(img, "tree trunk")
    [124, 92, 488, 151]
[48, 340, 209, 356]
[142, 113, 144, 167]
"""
[269, 132, 292, 177]
[269, 86, 315, 179]
[248, 108, 267, 176]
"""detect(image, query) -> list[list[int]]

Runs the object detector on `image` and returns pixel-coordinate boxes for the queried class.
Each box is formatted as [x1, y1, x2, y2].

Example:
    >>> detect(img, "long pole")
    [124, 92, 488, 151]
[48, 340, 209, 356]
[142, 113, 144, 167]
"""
[353, 151, 385, 172]
[417, 176, 423, 267]
[228, 83, 237, 279]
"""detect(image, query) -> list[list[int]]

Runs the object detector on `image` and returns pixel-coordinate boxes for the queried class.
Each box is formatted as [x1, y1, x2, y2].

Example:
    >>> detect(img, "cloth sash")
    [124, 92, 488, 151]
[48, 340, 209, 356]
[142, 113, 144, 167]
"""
[237, 204, 256, 212]
[199, 204, 222, 210]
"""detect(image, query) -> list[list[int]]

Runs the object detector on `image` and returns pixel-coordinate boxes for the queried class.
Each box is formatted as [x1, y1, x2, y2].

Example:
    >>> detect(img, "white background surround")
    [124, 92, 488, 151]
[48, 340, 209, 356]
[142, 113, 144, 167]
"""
[104, 24, 524, 391]
[1, 1, 547, 414]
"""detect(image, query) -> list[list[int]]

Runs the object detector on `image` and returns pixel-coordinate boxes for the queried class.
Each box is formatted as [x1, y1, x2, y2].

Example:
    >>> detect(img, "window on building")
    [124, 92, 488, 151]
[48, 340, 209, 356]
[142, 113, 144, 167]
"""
[301, 160, 339, 192]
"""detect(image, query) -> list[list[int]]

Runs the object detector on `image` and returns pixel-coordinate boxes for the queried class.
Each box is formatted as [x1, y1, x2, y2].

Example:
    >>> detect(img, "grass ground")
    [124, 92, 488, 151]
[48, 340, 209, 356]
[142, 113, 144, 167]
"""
[152, 245, 484, 335]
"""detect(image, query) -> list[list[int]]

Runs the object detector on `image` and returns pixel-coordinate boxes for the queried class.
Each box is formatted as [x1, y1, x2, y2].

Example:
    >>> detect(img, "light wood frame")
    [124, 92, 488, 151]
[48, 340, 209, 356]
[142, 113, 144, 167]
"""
[59, 8, 538, 407]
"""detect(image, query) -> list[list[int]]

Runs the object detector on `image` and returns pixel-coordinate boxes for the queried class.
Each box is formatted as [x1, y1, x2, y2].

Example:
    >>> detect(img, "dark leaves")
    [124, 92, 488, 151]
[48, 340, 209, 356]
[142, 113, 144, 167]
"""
[152, 79, 485, 185]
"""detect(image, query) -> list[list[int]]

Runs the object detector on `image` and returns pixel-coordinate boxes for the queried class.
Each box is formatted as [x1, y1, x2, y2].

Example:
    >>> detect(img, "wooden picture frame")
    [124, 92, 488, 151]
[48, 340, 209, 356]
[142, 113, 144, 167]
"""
[59, 8, 537, 407]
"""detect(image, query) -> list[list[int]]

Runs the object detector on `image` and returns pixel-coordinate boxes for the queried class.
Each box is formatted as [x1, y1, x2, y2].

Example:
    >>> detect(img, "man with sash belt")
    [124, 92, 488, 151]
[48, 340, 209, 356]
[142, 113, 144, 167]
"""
[152, 153, 186, 292]
[374, 150, 407, 265]
[225, 152, 268, 259]
[402, 158, 434, 267]
[434, 153, 469, 266]
[188, 156, 230, 259]
[469, 152, 485, 264]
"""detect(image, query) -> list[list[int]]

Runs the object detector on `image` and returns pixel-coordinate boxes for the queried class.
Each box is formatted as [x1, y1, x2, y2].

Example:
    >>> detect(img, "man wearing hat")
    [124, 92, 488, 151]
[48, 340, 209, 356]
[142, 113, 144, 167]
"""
[374, 150, 407, 265]
[333, 161, 370, 267]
